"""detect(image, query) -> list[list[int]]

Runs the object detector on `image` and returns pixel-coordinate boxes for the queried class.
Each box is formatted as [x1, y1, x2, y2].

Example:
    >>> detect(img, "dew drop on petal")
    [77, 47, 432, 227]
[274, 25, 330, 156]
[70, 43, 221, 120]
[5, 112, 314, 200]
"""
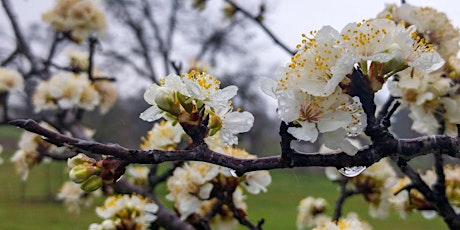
[338, 166, 366, 177]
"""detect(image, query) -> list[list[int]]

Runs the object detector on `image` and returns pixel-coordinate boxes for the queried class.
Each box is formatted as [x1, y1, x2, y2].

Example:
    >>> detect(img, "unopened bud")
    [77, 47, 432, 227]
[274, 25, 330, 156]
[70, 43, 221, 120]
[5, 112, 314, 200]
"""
[69, 165, 101, 183]
[155, 89, 181, 116]
[80, 175, 103, 192]
[177, 92, 194, 114]
[207, 114, 222, 136]
[67, 153, 96, 168]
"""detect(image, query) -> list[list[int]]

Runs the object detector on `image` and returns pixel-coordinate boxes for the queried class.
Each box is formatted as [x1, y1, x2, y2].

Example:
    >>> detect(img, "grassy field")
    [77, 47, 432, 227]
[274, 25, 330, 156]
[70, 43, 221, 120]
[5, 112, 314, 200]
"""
[0, 125, 447, 229]
[0, 161, 447, 229]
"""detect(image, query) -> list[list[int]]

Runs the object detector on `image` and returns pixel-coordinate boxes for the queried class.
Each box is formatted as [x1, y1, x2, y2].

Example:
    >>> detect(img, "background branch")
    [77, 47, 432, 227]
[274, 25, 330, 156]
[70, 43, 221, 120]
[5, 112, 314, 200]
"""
[224, 0, 295, 55]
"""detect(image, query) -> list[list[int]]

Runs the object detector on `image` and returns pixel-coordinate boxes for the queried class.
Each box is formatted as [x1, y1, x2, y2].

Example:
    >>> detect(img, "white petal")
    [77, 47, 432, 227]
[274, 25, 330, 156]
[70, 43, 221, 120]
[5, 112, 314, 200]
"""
[259, 77, 277, 98]
[410, 52, 445, 73]
[139, 106, 164, 122]
[218, 85, 238, 101]
[223, 111, 254, 133]
[288, 122, 318, 142]
[183, 79, 203, 99]
[144, 84, 160, 105]
[277, 90, 301, 122]
[323, 130, 359, 155]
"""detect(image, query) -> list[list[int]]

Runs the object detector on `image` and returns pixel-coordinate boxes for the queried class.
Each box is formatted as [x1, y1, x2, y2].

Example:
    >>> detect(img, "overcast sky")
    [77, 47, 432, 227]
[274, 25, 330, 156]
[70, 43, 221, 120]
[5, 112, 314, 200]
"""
[4, 0, 460, 48]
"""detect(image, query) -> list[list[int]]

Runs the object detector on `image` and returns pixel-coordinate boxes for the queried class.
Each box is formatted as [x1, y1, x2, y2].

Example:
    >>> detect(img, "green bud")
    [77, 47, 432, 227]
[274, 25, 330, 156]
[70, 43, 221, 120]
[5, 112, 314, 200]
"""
[208, 113, 222, 129]
[176, 92, 194, 114]
[69, 165, 101, 183]
[155, 89, 181, 116]
[80, 175, 103, 192]
[67, 153, 96, 168]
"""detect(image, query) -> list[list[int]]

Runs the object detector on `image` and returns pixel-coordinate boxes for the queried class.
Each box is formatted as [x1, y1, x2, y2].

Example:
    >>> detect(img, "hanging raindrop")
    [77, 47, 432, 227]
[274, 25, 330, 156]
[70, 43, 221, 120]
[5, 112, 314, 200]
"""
[338, 166, 366, 177]
[229, 169, 238, 177]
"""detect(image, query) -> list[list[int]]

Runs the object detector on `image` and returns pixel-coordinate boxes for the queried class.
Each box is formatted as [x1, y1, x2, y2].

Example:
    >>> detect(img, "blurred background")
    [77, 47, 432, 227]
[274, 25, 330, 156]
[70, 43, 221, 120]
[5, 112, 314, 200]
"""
[1, 0, 458, 229]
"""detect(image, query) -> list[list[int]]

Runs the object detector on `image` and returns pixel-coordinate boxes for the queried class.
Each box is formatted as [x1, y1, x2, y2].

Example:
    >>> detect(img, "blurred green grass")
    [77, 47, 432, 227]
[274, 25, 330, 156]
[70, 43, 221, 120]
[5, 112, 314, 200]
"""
[0, 162, 447, 229]
[0, 126, 447, 229]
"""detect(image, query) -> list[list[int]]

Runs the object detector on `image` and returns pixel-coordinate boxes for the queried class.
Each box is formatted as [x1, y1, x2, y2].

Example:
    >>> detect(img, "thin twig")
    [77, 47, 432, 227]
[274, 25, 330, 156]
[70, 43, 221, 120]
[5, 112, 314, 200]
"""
[43, 32, 64, 74]
[332, 179, 357, 221]
[376, 96, 395, 122]
[380, 100, 401, 129]
[2, 0, 40, 74]
[0, 48, 19, 66]
[119, 1, 158, 83]
[225, 0, 295, 55]
[87, 36, 98, 81]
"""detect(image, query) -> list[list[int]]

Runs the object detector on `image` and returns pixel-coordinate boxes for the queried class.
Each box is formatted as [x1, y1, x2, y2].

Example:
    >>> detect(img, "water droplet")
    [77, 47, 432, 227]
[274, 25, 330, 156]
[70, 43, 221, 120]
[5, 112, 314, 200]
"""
[116, 175, 124, 183]
[338, 166, 366, 177]
[229, 169, 238, 177]
[421, 210, 437, 219]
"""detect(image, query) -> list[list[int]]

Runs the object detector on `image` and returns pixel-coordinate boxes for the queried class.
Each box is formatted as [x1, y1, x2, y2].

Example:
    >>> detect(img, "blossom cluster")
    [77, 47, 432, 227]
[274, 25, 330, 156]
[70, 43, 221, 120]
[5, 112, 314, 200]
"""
[0, 68, 24, 93]
[312, 213, 372, 230]
[326, 158, 397, 219]
[296, 196, 371, 230]
[56, 181, 100, 214]
[42, 0, 107, 42]
[261, 14, 446, 155]
[324, 158, 460, 222]
[390, 165, 460, 219]
[378, 4, 460, 135]
[33, 68, 116, 114]
[296, 196, 330, 229]
[140, 119, 185, 151]
[140, 71, 254, 146]
[140, 119, 271, 228]
[89, 194, 159, 230]
[10, 122, 65, 180]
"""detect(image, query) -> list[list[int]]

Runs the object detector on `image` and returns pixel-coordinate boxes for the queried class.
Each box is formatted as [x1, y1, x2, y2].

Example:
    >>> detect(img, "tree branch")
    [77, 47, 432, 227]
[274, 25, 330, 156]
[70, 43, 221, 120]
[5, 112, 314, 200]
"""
[224, 0, 295, 55]
[1, 0, 40, 74]
[332, 179, 358, 221]
[0, 48, 19, 66]
[119, 1, 158, 83]
[10, 119, 460, 176]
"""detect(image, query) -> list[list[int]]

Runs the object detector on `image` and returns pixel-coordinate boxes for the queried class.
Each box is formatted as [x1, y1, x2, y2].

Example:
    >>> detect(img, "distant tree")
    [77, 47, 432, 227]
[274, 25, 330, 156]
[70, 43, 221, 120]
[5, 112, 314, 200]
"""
[2, 0, 460, 229]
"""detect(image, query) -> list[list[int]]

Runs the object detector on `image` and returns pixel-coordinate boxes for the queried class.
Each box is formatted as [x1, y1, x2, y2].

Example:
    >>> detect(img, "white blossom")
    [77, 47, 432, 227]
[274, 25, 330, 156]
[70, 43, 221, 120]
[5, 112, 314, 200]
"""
[0, 68, 24, 93]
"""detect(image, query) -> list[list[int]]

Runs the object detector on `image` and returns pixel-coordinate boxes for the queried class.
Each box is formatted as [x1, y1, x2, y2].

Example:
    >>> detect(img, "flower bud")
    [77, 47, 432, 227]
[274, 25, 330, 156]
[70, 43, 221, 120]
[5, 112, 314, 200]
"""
[69, 165, 101, 183]
[176, 92, 194, 113]
[154, 89, 181, 116]
[80, 175, 103, 192]
[207, 113, 222, 136]
[67, 153, 96, 168]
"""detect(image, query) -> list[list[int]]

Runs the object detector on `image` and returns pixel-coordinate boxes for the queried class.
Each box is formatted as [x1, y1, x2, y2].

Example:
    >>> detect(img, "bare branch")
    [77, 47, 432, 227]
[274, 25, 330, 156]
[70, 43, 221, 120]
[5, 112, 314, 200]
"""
[101, 50, 150, 77]
[43, 32, 64, 75]
[332, 179, 358, 221]
[1, 0, 40, 74]
[0, 48, 19, 66]
[396, 158, 460, 229]
[119, 1, 158, 83]
[225, 0, 295, 55]
[87, 36, 98, 81]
